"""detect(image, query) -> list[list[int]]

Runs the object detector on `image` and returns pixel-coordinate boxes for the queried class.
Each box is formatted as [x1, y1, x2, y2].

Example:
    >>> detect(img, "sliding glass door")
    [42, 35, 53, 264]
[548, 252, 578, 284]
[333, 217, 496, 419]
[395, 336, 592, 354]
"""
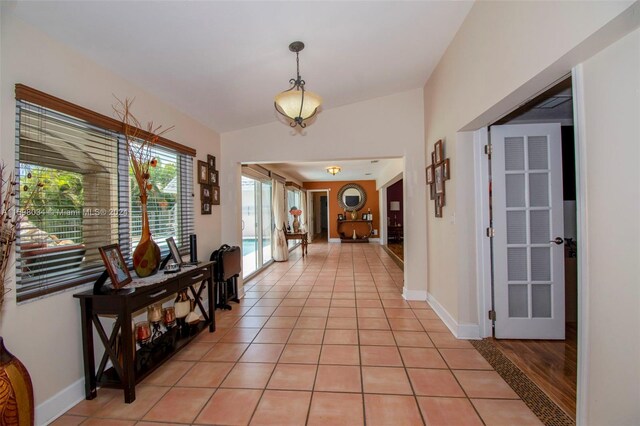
[241, 175, 273, 277]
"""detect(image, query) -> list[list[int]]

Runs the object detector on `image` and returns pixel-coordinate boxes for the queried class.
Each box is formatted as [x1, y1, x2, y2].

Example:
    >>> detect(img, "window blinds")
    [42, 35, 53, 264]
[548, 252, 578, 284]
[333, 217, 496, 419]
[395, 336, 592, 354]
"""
[15, 100, 195, 301]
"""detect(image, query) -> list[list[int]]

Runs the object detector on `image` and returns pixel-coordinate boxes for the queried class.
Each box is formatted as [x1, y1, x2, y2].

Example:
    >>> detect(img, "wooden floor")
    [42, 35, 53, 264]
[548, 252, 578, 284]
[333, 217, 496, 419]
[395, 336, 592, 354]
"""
[385, 241, 404, 261]
[492, 322, 577, 420]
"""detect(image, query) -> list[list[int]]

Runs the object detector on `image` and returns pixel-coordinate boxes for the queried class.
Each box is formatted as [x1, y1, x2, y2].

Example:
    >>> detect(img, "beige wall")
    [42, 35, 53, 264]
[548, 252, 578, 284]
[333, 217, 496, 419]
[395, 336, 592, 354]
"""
[0, 13, 221, 422]
[423, 0, 634, 325]
[422, 0, 638, 422]
[221, 89, 426, 298]
[579, 28, 640, 424]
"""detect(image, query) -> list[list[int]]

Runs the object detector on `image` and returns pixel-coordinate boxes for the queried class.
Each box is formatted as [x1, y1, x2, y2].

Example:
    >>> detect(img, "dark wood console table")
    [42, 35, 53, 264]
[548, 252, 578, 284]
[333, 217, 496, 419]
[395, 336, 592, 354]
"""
[337, 219, 373, 243]
[285, 232, 308, 257]
[74, 262, 215, 403]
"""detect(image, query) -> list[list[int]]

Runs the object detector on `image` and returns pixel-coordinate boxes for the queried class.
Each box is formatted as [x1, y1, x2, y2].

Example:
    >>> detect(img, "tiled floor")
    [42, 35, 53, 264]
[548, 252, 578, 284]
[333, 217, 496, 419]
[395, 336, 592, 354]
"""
[53, 243, 542, 425]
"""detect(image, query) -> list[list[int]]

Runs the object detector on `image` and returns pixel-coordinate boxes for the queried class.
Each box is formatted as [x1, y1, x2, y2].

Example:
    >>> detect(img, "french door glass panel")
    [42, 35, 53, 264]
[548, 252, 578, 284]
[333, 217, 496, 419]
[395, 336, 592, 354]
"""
[242, 176, 273, 278]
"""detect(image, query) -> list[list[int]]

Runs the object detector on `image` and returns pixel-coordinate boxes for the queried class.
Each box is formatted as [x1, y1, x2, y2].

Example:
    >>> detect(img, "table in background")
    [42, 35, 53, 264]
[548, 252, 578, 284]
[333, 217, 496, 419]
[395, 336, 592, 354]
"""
[285, 232, 308, 257]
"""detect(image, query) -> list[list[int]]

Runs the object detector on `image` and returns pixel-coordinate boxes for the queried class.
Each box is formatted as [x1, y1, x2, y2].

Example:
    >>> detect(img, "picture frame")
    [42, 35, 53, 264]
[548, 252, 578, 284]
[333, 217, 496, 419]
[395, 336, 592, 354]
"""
[338, 213, 344, 221]
[426, 165, 434, 184]
[435, 164, 445, 195]
[207, 154, 216, 170]
[435, 199, 443, 218]
[209, 169, 219, 186]
[211, 185, 220, 206]
[165, 236, 183, 266]
[197, 160, 209, 184]
[99, 244, 132, 289]
[430, 183, 435, 200]
[201, 201, 211, 215]
[443, 158, 450, 180]
[434, 139, 443, 163]
[201, 184, 212, 201]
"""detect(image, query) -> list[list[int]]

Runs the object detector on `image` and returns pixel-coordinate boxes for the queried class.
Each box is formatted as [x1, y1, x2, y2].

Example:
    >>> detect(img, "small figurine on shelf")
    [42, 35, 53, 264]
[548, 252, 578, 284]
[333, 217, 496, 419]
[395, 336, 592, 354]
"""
[367, 208, 372, 222]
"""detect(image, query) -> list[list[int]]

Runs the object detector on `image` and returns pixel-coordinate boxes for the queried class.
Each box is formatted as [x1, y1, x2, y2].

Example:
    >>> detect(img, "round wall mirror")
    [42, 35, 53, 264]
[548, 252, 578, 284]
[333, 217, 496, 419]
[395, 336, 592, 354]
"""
[337, 183, 367, 211]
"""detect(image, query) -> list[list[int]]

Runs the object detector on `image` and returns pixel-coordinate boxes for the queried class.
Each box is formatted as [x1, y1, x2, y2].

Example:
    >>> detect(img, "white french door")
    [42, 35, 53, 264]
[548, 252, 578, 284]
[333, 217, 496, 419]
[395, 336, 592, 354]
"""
[492, 123, 565, 339]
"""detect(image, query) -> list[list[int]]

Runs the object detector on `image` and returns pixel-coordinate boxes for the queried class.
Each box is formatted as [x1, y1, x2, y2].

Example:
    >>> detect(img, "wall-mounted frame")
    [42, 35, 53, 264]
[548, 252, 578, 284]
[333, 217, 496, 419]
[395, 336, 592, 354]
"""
[207, 155, 216, 170]
[210, 169, 219, 186]
[212, 186, 220, 206]
[197, 160, 209, 184]
[201, 201, 211, 215]
[201, 184, 212, 201]
[99, 244, 132, 289]
[426, 139, 450, 218]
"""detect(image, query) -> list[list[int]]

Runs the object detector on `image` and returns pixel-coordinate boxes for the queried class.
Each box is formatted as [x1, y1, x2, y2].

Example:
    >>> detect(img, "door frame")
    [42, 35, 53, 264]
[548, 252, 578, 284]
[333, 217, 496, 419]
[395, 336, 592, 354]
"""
[473, 65, 589, 422]
[306, 189, 330, 241]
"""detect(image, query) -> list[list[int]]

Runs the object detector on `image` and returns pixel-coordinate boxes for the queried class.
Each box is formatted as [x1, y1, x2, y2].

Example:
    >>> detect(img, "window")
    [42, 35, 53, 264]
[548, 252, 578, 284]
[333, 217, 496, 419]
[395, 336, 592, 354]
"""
[15, 97, 194, 301]
[241, 175, 273, 278]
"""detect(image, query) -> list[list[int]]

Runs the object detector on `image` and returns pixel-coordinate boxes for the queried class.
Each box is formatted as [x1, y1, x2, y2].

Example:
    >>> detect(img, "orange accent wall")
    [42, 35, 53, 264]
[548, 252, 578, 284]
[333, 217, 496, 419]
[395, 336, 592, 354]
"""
[303, 180, 380, 239]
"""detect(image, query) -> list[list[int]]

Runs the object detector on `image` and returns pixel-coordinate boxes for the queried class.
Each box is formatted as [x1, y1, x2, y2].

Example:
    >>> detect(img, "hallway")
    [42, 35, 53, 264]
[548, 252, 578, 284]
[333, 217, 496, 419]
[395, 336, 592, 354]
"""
[55, 243, 542, 425]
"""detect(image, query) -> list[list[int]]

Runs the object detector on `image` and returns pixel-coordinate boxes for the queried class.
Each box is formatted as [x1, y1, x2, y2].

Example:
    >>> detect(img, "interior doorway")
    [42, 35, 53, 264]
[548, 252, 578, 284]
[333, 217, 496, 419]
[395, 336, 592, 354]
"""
[486, 77, 578, 419]
[307, 190, 329, 243]
[385, 179, 404, 262]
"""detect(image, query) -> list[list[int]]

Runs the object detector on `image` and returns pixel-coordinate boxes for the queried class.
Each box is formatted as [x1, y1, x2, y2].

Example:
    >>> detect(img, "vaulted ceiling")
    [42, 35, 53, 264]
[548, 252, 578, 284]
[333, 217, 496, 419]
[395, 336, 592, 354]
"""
[8, 1, 473, 132]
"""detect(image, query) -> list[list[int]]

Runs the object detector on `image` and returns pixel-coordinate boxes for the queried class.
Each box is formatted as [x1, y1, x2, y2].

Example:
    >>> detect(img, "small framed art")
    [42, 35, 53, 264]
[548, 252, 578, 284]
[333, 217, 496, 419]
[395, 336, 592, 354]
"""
[197, 160, 209, 184]
[434, 139, 443, 163]
[212, 186, 220, 205]
[201, 201, 211, 215]
[435, 164, 445, 195]
[207, 154, 216, 170]
[201, 184, 212, 201]
[443, 159, 450, 180]
[99, 244, 131, 289]
[426, 165, 434, 184]
[210, 169, 219, 186]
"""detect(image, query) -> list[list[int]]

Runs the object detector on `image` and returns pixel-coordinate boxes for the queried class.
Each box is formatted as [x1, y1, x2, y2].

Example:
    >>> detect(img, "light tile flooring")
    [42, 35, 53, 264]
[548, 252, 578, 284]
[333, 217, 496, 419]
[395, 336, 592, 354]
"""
[53, 243, 542, 425]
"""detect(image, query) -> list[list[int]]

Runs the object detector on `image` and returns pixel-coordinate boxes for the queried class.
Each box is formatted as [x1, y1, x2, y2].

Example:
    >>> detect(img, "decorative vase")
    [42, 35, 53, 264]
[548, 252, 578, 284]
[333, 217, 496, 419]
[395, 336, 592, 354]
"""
[133, 202, 161, 277]
[352, 229, 357, 240]
[292, 216, 300, 233]
[0, 337, 34, 425]
[350, 210, 357, 220]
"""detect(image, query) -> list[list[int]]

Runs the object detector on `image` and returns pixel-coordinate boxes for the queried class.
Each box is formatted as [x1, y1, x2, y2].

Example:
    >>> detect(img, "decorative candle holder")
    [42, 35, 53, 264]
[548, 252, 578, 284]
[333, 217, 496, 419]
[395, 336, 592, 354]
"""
[163, 307, 176, 328]
[135, 321, 151, 345]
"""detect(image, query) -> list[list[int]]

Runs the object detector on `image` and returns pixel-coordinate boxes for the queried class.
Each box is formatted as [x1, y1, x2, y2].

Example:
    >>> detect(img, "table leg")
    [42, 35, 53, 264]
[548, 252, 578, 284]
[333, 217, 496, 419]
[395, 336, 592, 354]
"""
[121, 306, 136, 403]
[80, 299, 97, 400]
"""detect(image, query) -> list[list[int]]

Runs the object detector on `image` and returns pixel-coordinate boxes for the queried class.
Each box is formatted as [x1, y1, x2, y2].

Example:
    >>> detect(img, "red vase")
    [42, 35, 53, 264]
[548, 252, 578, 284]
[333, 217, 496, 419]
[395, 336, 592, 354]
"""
[133, 202, 161, 277]
[0, 337, 34, 426]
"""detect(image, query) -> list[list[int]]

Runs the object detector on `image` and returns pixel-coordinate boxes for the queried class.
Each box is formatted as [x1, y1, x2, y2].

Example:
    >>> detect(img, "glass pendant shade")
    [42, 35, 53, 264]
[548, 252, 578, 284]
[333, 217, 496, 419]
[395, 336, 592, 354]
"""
[274, 89, 322, 122]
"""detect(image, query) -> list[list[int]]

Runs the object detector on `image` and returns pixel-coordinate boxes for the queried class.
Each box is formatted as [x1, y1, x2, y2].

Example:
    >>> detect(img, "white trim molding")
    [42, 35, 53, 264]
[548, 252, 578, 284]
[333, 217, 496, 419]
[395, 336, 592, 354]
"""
[427, 292, 481, 340]
[328, 238, 341, 243]
[402, 288, 427, 301]
[36, 378, 85, 425]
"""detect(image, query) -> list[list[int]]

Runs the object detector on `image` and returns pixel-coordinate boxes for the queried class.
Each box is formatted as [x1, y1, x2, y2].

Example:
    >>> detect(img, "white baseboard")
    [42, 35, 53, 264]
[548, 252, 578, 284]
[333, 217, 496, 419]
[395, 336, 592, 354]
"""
[402, 288, 427, 301]
[427, 292, 481, 340]
[37, 378, 85, 425]
[368, 238, 380, 243]
[328, 238, 341, 243]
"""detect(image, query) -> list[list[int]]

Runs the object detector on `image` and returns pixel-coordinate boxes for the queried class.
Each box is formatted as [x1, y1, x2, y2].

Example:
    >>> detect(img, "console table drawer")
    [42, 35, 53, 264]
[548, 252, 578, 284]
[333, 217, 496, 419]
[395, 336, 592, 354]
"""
[131, 281, 179, 308]
[180, 266, 211, 287]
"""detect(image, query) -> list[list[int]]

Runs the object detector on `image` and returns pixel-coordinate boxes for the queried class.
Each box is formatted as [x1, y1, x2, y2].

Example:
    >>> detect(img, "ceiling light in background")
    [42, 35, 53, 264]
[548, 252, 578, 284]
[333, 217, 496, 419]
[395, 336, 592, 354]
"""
[274, 41, 322, 128]
[326, 166, 342, 176]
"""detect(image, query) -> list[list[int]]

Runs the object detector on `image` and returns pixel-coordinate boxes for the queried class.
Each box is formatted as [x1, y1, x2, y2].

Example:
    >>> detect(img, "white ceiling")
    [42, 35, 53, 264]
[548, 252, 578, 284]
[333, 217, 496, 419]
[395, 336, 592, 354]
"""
[263, 158, 400, 183]
[9, 1, 473, 133]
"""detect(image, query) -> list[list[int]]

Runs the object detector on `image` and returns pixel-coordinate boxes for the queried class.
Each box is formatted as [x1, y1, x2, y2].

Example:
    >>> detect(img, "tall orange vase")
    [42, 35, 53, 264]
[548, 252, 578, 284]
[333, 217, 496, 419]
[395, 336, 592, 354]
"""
[133, 202, 161, 277]
[0, 337, 34, 425]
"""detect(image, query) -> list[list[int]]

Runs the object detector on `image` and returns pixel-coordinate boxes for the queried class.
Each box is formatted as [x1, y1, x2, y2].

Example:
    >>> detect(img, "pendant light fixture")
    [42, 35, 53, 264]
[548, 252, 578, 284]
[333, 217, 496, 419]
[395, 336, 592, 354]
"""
[274, 41, 322, 128]
[326, 166, 342, 176]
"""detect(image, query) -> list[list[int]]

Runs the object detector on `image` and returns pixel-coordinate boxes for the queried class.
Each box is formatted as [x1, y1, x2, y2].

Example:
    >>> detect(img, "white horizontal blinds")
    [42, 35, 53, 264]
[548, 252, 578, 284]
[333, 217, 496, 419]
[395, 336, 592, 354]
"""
[177, 155, 194, 251]
[16, 101, 120, 300]
[129, 144, 179, 255]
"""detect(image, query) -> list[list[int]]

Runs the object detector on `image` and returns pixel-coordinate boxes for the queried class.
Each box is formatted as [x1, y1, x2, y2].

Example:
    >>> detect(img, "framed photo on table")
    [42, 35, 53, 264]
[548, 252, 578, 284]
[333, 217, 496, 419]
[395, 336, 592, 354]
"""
[197, 160, 209, 184]
[99, 244, 131, 289]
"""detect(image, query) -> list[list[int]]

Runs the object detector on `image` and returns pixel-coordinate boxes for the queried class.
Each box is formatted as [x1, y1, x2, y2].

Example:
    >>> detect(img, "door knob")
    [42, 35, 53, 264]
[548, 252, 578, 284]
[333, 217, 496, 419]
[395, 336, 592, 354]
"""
[549, 237, 564, 245]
